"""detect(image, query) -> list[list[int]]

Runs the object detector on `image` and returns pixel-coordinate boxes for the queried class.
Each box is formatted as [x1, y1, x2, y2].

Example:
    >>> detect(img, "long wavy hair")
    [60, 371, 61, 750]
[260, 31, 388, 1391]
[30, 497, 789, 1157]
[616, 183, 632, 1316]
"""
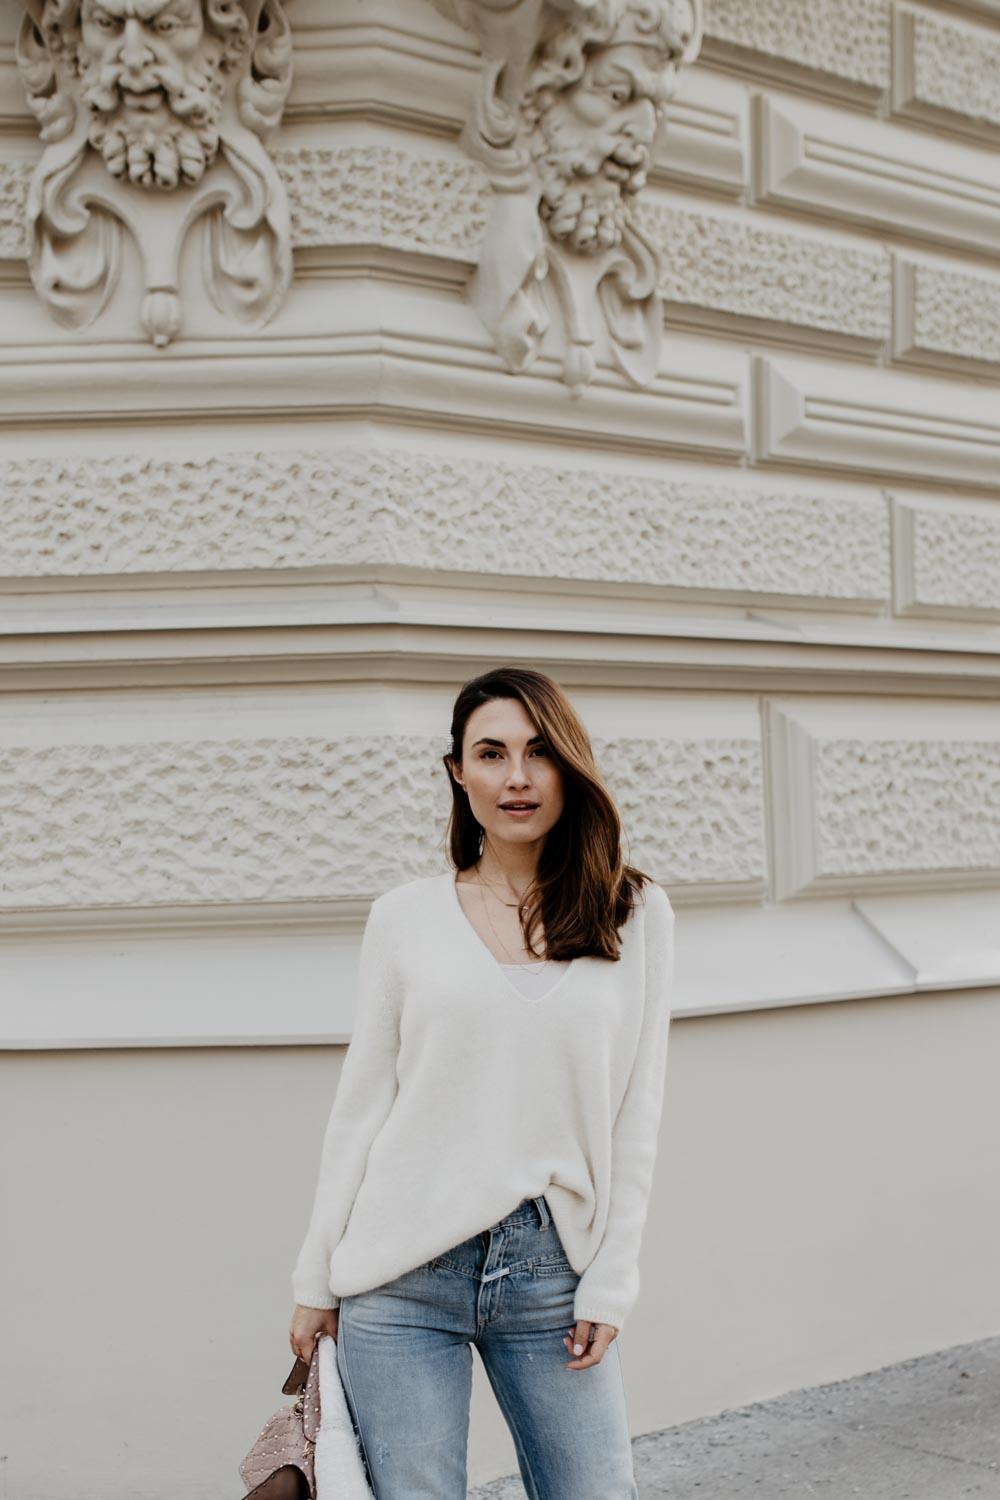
[442, 665, 654, 962]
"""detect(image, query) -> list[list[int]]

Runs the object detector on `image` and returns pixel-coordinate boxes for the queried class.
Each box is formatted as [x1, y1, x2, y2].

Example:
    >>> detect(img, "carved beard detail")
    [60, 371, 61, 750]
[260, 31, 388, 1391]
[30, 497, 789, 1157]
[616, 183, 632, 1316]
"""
[529, 100, 651, 255]
[79, 47, 226, 190]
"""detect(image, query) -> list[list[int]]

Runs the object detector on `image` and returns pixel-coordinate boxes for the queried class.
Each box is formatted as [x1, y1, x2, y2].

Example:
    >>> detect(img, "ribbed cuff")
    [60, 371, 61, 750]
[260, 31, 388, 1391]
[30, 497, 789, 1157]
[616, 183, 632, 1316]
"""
[292, 1283, 340, 1311]
[572, 1302, 626, 1332]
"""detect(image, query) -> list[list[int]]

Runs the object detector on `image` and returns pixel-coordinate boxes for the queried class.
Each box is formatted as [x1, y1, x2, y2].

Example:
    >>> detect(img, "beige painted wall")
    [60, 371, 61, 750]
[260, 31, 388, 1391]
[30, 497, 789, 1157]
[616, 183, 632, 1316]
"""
[4, 982, 999, 1499]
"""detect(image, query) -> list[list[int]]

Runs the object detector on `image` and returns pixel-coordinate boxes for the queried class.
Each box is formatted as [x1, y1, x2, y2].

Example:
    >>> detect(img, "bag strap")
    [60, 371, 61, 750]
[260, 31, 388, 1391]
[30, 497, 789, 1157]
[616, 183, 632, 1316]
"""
[282, 1356, 310, 1397]
[303, 1341, 323, 1441]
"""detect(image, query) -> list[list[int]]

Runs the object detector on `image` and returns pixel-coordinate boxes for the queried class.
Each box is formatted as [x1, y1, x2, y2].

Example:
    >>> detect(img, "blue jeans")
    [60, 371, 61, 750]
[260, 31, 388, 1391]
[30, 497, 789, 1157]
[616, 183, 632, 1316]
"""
[336, 1195, 638, 1499]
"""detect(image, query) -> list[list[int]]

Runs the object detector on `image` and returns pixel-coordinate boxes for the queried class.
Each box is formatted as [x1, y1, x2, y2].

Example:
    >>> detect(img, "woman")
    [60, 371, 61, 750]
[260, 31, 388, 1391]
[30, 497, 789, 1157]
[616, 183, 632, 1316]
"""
[289, 665, 675, 1499]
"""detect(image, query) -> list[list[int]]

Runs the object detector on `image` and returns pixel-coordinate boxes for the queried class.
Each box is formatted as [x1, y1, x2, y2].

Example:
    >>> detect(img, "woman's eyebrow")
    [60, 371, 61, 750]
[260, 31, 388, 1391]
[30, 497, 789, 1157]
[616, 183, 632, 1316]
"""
[471, 735, 545, 748]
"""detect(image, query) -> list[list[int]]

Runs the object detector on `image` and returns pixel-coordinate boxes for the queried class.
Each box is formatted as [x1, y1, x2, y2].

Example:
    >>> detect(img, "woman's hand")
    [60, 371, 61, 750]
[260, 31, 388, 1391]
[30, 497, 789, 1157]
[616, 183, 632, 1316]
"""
[564, 1319, 619, 1369]
[290, 1303, 340, 1363]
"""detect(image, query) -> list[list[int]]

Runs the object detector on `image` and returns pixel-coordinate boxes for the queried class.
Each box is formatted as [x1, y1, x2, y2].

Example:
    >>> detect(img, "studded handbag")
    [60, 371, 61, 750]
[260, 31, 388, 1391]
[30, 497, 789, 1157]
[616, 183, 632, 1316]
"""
[239, 1333, 375, 1500]
[238, 1345, 321, 1499]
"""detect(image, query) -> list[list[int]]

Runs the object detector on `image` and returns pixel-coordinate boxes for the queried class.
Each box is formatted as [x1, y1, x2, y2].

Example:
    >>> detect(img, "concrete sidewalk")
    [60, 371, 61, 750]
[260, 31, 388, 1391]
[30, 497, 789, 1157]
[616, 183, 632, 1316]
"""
[470, 1335, 1000, 1498]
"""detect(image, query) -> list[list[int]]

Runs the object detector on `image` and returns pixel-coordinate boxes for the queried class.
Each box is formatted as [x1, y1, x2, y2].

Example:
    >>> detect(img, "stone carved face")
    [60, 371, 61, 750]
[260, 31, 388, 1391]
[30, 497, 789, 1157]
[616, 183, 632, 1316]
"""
[76, 0, 248, 188]
[523, 0, 697, 254]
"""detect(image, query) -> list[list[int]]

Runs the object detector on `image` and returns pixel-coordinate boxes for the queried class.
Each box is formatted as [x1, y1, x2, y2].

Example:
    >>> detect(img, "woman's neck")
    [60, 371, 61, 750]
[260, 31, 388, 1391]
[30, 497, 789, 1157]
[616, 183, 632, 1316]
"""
[473, 841, 540, 900]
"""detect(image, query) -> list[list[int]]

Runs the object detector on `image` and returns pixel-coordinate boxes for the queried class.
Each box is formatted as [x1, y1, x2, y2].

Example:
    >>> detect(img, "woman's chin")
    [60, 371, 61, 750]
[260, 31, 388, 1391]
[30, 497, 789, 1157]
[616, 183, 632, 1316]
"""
[487, 821, 549, 844]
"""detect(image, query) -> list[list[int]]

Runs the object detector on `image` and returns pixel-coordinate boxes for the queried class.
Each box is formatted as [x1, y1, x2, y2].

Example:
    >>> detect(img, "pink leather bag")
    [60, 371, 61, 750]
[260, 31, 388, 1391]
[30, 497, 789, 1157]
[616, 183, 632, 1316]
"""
[239, 1347, 322, 1499]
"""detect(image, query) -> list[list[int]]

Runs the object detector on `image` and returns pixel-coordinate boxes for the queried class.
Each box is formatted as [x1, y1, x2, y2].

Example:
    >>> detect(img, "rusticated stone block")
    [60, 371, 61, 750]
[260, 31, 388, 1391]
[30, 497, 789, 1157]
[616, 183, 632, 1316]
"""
[594, 735, 766, 886]
[704, 0, 890, 88]
[907, 263, 1000, 368]
[910, 10, 1000, 130]
[275, 145, 489, 258]
[815, 737, 1000, 876]
[647, 205, 890, 341]
[0, 734, 448, 909]
[0, 448, 889, 605]
[0, 730, 762, 908]
[905, 501, 1000, 614]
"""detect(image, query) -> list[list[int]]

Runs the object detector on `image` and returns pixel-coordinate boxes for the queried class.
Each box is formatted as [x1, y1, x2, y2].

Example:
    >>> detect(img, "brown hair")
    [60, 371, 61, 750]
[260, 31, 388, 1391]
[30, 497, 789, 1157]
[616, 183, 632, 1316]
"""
[442, 665, 654, 962]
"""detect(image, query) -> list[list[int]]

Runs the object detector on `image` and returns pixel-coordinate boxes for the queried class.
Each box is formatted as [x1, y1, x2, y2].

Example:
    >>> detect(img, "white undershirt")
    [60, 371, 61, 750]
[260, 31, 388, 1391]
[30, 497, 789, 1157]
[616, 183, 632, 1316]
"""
[498, 959, 572, 999]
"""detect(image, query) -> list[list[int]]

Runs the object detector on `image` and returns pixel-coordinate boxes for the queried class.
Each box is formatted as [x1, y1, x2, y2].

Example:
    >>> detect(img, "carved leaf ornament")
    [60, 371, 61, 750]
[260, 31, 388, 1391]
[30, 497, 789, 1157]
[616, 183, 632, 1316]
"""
[438, 0, 703, 390]
[16, 0, 294, 346]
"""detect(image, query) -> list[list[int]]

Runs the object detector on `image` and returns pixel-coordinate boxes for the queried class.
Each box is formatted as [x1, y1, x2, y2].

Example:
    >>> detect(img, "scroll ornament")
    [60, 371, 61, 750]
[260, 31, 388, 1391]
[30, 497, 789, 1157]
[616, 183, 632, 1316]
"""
[440, 0, 702, 390]
[15, 0, 294, 347]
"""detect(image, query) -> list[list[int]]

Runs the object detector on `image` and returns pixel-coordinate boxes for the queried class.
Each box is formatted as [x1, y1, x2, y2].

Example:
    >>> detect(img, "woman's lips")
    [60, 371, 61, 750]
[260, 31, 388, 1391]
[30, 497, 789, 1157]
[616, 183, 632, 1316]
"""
[500, 805, 538, 817]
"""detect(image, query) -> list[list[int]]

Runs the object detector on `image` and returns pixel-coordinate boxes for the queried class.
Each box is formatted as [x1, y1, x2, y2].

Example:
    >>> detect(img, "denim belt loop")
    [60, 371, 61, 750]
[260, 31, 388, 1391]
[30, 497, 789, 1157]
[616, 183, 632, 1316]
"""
[533, 1195, 551, 1229]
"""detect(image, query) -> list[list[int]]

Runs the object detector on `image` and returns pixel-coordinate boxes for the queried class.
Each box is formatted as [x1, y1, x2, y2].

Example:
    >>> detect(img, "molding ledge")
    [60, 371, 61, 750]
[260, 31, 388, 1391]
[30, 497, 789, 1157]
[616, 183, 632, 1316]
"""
[3, 885, 997, 1047]
[754, 94, 1000, 255]
[700, 43, 885, 112]
[4, 611, 1000, 695]
[0, 297, 750, 453]
[931, 0, 1000, 14]
[754, 354, 1000, 488]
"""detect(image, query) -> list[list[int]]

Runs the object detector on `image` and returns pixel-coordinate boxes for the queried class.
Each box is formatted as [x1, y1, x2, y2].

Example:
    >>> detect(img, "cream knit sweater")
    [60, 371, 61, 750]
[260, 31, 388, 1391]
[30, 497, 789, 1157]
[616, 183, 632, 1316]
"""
[291, 869, 675, 1332]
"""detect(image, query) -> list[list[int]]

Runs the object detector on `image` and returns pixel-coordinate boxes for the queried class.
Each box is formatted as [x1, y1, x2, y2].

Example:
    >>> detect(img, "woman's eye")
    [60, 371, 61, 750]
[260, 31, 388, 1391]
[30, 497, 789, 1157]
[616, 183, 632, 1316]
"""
[479, 746, 547, 759]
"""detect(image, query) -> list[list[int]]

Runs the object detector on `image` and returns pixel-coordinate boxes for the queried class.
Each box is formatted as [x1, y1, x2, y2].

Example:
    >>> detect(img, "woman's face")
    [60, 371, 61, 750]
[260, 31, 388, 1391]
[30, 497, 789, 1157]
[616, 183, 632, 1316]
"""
[451, 696, 565, 850]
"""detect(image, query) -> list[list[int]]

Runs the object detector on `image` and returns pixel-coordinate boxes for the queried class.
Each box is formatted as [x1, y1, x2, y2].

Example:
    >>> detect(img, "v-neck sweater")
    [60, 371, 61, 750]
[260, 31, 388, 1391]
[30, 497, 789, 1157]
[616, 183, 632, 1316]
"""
[499, 957, 571, 998]
[291, 869, 676, 1332]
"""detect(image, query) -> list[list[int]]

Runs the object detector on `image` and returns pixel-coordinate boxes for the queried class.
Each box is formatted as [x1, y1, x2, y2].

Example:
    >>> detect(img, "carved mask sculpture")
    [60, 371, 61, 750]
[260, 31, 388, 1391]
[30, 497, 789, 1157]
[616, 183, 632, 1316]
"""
[444, 0, 702, 389]
[16, 0, 293, 345]
[77, 0, 233, 190]
[528, 35, 668, 254]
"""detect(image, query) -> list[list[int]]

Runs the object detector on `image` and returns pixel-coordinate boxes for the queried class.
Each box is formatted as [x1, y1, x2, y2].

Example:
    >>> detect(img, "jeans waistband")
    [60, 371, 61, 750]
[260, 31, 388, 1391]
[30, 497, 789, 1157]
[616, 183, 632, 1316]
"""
[496, 1195, 551, 1230]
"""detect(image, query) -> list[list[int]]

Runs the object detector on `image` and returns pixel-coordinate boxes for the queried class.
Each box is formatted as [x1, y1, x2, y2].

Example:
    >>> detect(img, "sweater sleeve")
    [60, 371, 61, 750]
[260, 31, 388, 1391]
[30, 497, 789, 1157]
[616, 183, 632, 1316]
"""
[572, 881, 675, 1333]
[291, 894, 402, 1310]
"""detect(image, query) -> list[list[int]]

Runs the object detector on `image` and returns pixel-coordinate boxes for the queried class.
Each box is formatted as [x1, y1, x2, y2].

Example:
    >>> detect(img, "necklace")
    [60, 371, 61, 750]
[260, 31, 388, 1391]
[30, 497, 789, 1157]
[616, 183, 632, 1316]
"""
[469, 882, 519, 908]
[473, 870, 551, 971]
[466, 870, 522, 906]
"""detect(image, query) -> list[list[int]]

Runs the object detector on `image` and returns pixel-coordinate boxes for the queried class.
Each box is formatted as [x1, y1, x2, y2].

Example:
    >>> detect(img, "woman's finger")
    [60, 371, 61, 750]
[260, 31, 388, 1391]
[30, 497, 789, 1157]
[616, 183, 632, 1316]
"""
[564, 1332, 604, 1368]
[564, 1322, 616, 1368]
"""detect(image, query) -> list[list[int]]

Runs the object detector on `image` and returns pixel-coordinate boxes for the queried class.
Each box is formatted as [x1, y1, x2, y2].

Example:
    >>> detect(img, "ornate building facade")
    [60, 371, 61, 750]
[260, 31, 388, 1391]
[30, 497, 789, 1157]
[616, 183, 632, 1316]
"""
[2, 1, 1000, 1495]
